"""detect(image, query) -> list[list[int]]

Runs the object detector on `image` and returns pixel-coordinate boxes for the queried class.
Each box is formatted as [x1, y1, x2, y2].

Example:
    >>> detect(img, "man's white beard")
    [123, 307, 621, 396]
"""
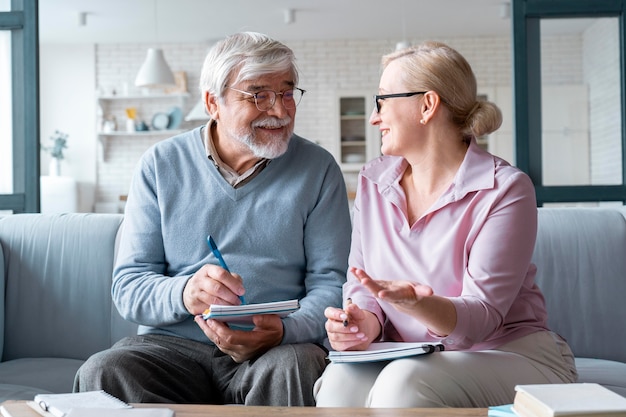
[237, 117, 293, 159]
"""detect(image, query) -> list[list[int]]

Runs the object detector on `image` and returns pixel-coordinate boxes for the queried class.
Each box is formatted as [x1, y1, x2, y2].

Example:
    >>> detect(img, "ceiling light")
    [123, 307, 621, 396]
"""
[135, 48, 175, 88]
[500, 2, 511, 19]
[77, 12, 87, 27]
[395, 0, 409, 51]
[395, 41, 410, 51]
[284, 9, 295, 24]
[135, 0, 175, 88]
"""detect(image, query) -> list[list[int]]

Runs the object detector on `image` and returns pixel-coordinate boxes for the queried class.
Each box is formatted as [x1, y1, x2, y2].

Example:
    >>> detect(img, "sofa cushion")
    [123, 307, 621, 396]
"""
[575, 357, 626, 397]
[0, 240, 4, 360]
[0, 357, 83, 396]
[0, 213, 133, 361]
[534, 208, 626, 363]
[0, 383, 52, 402]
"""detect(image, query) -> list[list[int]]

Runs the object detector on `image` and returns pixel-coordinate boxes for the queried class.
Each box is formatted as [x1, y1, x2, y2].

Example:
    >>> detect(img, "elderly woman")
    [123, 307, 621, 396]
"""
[315, 41, 577, 408]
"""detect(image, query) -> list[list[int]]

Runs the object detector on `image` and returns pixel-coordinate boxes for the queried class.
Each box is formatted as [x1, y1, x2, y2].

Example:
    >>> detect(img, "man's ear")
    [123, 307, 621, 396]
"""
[420, 91, 441, 124]
[205, 91, 219, 120]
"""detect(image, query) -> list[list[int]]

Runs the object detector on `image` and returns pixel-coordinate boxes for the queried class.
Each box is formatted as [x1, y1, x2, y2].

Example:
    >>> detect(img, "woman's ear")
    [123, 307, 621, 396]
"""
[420, 91, 441, 125]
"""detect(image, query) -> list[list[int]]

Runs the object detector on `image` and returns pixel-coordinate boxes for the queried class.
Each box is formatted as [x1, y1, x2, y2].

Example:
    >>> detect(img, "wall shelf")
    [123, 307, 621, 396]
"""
[336, 92, 380, 199]
[97, 129, 185, 137]
[97, 129, 186, 162]
[97, 93, 190, 101]
[97, 92, 191, 162]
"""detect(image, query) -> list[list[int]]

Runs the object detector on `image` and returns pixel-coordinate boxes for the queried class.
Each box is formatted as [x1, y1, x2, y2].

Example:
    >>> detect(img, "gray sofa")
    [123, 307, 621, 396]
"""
[0, 213, 137, 402]
[531, 206, 626, 397]
[0, 208, 625, 403]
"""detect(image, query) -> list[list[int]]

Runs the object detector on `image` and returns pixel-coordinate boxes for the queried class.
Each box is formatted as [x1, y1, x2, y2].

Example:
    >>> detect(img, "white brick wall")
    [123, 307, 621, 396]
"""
[584, 19, 622, 186]
[94, 34, 597, 207]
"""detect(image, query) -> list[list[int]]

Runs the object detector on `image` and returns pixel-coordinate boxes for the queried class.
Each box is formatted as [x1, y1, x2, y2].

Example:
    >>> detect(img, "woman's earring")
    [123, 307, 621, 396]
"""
[420, 119, 426, 125]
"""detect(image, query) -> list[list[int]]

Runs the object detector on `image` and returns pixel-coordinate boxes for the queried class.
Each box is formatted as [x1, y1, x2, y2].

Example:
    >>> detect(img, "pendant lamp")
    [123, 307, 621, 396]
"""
[395, 0, 409, 51]
[135, 0, 175, 88]
[135, 48, 175, 87]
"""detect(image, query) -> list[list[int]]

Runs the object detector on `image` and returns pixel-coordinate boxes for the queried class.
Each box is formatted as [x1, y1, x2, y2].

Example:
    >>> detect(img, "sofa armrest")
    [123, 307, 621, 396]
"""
[0, 238, 5, 360]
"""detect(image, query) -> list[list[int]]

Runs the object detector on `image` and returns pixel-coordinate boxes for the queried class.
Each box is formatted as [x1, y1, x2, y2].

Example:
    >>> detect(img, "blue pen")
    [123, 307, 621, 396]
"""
[207, 235, 246, 304]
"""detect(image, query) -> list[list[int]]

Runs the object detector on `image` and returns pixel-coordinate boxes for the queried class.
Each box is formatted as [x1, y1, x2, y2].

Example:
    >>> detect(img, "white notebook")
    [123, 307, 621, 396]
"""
[202, 299, 300, 325]
[64, 408, 174, 417]
[328, 341, 444, 363]
[33, 390, 130, 417]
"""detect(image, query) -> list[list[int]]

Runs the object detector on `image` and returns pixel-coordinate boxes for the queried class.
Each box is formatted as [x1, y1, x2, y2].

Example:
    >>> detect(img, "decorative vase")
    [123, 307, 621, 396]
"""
[49, 158, 61, 176]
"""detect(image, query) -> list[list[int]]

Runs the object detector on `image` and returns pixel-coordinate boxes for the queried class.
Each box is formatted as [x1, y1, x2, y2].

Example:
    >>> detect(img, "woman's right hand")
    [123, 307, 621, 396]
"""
[324, 300, 381, 351]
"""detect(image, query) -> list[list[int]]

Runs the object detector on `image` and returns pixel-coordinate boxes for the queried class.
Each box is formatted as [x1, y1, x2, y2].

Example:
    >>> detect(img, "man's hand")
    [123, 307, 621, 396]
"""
[194, 314, 284, 363]
[183, 264, 246, 315]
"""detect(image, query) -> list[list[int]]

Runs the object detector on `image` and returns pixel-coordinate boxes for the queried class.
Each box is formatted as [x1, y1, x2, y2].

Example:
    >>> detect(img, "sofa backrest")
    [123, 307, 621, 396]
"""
[533, 207, 626, 363]
[0, 213, 138, 362]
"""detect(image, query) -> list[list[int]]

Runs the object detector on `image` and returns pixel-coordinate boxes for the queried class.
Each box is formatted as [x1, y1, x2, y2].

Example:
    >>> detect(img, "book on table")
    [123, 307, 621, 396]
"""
[327, 341, 445, 363]
[201, 299, 300, 325]
[11, 390, 175, 417]
[32, 390, 130, 417]
[513, 383, 626, 417]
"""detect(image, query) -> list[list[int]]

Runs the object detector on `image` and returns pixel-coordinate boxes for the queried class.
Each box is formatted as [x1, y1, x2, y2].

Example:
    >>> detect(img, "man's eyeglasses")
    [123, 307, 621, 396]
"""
[227, 87, 306, 111]
[373, 91, 427, 113]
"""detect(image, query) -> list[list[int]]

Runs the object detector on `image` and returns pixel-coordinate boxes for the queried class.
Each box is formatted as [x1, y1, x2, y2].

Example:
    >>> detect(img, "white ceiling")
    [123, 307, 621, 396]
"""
[39, 0, 517, 44]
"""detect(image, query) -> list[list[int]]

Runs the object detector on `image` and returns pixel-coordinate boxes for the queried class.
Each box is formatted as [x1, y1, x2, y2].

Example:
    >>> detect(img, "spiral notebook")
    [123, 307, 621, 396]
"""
[328, 341, 445, 363]
[32, 390, 130, 417]
[202, 299, 300, 325]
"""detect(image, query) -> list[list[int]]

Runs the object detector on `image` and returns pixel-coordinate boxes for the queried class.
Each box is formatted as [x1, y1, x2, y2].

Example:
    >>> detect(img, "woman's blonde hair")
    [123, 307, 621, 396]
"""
[382, 41, 502, 139]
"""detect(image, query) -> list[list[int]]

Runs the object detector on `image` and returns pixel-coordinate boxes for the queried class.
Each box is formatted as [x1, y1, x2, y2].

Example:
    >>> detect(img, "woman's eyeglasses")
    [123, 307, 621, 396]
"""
[373, 91, 427, 113]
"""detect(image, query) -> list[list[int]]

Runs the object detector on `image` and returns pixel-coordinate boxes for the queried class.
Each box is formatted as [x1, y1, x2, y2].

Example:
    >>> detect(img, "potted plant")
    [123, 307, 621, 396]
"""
[41, 130, 68, 176]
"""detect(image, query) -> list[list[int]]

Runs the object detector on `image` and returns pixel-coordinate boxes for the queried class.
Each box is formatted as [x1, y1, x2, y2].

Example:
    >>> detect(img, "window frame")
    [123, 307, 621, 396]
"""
[0, 1, 39, 213]
[512, 0, 626, 205]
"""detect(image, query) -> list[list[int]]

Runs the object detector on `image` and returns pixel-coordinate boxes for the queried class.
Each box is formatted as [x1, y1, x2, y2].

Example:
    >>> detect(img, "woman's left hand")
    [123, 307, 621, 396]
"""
[350, 267, 434, 314]
[350, 268, 433, 309]
[350, 267, 456, 336]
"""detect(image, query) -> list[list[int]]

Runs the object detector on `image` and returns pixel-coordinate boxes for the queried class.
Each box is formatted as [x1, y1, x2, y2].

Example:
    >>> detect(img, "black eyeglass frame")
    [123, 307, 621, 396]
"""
[226, 86, 306, 111]
[373, 91, 427, 113]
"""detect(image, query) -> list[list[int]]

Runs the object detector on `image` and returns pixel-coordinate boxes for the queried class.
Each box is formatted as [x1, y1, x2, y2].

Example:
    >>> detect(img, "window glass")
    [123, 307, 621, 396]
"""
[540, 17, 622, 186]
[0, 30, 12, 194]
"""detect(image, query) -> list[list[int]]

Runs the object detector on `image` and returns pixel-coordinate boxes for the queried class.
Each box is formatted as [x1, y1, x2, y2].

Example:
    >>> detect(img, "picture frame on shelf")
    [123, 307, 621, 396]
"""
[164, 71, 188, 94]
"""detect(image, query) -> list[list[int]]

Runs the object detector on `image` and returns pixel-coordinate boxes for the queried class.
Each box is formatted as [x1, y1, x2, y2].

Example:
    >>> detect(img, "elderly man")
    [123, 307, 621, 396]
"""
[74, 32, 351, 406]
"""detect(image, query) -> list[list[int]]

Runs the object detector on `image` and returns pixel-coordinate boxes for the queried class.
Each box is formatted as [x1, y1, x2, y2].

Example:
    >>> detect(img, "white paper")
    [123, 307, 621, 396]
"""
[33, 391, 130, 417]
[328, 341, 444, 363]
[66, 408, 174, 417]
[202, 299, 300, 324]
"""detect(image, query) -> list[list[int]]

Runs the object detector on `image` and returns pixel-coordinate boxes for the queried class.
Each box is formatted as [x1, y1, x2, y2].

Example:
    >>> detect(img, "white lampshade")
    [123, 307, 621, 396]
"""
[135, 48, 175, 88]
[395, 41, 410, 51]
[185, 99, 210, 121]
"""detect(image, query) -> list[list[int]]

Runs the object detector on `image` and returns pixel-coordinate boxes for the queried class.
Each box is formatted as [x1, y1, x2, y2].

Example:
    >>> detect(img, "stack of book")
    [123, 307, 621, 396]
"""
[512, 383, 626, 417]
